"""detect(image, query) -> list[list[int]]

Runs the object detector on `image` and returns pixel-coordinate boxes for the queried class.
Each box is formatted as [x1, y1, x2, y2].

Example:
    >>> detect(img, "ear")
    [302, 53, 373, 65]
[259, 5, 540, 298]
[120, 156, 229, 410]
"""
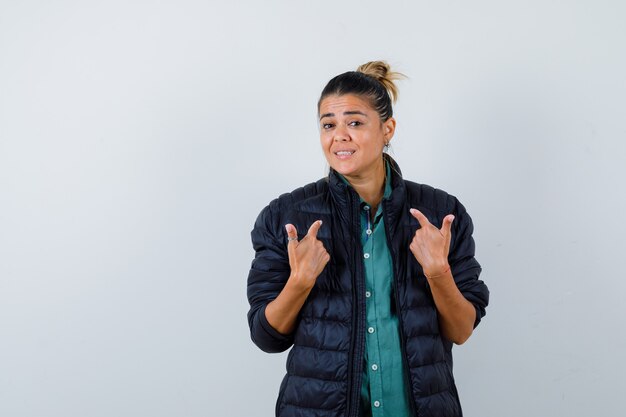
[383, 117, 396, 142]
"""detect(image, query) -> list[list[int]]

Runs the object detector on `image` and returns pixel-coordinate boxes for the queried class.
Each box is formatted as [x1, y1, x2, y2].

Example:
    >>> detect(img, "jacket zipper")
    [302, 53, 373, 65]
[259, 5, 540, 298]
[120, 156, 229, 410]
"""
[383, 201, 420, 417]
[346, 190, 365, 417]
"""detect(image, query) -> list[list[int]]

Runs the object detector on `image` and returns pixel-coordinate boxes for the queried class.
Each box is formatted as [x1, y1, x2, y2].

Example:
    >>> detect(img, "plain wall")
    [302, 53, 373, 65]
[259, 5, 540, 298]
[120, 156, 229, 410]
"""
[1, 1, 625, 416]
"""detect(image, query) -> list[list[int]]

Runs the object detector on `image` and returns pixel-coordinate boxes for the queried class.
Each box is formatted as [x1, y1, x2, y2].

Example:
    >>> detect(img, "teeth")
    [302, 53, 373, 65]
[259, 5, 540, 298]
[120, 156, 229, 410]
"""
[336, 151, 354, 156]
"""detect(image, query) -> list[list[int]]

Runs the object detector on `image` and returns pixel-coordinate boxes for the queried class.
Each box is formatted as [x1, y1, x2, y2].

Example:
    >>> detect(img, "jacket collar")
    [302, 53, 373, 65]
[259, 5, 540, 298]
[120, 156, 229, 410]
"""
[327, 154, 406, 212]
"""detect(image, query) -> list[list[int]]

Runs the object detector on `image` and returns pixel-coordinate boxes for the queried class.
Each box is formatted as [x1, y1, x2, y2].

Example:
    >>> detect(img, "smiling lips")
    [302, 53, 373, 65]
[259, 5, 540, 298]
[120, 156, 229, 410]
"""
[334, 150, 355, 159]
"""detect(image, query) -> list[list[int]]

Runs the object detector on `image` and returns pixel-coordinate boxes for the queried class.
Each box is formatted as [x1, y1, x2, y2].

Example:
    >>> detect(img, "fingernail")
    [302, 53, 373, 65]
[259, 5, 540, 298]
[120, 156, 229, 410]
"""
[318, 220, 323, 226]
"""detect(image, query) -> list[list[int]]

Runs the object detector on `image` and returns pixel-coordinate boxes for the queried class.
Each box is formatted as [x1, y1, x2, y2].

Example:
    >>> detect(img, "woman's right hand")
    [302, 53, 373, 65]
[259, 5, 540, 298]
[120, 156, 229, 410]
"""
[285, 221, 330, 291]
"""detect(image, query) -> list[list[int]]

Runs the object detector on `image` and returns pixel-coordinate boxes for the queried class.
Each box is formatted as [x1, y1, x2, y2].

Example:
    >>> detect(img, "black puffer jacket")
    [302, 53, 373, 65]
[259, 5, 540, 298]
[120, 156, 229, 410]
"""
[247, 156, 489, 417]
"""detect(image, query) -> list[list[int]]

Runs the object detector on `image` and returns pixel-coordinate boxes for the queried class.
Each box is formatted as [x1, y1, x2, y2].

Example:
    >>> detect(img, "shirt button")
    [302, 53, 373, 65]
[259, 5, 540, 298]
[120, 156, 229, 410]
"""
[364, 205, 370, 211]
[366, 229, 372, 235]
[368, 327, 375, 334]
[373, 400, 381, 408]
[365, 291, 371, 298]
[371, 364, 378, 371]
[364, 253, 370, 259]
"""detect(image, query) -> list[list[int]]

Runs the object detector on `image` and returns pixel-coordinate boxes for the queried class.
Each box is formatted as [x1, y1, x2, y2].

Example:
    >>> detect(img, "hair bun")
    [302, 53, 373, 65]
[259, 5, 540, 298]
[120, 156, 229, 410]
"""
[357, 60, 405, 103]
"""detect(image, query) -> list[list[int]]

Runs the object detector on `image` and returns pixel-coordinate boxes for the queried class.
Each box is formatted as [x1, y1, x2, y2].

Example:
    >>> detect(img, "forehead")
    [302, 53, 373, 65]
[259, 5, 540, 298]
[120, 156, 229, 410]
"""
[319, 94, 375, 115]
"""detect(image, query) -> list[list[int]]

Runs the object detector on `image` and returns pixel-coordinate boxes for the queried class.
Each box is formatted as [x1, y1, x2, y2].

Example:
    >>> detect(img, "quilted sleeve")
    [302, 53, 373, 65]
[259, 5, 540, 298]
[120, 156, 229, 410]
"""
[447, 199, 490, 328]
[246, 202, 295, 353]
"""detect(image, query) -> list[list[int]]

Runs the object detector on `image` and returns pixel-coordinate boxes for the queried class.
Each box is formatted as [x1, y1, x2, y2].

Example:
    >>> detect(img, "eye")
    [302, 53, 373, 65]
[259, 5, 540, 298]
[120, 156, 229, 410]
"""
[322, 123, 334, 129]
[349, 121, 363, 127]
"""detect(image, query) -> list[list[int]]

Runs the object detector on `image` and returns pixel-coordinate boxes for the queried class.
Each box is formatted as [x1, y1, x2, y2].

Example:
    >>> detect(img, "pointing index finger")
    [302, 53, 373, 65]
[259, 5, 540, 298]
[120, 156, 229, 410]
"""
[307, 220, 323, 238]
[410, 208, 430, 227]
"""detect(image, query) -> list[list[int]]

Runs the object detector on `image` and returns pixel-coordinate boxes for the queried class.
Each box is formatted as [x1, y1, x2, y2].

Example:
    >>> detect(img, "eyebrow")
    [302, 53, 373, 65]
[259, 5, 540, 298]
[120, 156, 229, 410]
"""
[319, 110, 368, 120]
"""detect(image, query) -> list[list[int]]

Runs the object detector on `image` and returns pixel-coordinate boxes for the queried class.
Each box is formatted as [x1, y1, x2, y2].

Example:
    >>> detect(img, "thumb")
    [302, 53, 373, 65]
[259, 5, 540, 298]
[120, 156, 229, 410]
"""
[285, 224, 298, 266]
[285, 223, 298, 267]
[285, 224, 298, 243]
[441, 214, 454, 235]
[441, 215, 454, 254]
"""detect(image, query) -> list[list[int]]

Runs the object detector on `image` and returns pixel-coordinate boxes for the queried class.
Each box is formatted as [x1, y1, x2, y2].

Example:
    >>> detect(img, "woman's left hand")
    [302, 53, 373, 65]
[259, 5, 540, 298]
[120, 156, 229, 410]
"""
[409, 208, 454, 279]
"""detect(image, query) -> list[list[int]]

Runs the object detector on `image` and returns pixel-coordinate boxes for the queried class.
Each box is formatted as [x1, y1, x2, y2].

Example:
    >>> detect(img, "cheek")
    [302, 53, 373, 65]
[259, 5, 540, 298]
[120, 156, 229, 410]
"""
[320, 134, 332, 150]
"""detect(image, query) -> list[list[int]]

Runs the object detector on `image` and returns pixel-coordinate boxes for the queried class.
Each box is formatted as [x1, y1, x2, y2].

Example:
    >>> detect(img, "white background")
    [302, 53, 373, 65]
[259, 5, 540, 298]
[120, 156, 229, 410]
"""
[1, 1, 625, 416]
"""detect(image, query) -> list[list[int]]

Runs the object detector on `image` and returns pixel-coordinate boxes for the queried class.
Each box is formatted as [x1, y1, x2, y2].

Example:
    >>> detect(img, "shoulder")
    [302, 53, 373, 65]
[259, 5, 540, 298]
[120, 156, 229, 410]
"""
[268, 178, 329, 213]
[261, 178, 329, 219]
[253, 178, 329, 237]
[388, 156, 466, 216]
[402, 179, 468, 215]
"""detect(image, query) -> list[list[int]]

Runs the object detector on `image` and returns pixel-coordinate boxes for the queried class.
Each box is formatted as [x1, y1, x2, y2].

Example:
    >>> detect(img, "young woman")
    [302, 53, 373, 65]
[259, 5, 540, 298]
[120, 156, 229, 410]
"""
[247, 61, 489, 417]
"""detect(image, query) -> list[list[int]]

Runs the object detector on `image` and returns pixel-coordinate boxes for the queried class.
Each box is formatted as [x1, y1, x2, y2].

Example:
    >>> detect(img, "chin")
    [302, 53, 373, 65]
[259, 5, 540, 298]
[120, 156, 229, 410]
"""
[329, 163, 357, 177]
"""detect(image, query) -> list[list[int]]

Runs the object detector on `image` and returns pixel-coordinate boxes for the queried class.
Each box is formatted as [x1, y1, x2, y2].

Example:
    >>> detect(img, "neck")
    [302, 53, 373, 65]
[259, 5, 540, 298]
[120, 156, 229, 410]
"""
[343, 159, 386, 208]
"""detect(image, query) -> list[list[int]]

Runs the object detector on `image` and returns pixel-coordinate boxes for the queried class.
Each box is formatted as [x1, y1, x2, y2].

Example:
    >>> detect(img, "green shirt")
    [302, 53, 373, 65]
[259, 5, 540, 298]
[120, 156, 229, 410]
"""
[339, 163, 412, 417]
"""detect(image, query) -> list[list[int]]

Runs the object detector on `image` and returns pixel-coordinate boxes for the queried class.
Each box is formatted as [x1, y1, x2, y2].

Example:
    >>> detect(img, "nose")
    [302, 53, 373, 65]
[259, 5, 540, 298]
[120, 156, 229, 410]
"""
[333, 125, 350, 142]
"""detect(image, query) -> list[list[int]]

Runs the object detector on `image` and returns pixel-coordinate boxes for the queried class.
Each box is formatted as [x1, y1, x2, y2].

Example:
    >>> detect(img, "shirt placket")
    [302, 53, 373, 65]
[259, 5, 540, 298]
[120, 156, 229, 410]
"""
[363, 204, 385, 415]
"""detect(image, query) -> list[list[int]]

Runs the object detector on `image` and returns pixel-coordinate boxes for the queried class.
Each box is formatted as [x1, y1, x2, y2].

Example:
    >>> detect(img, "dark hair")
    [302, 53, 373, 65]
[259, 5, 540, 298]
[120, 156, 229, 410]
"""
[317, 61, 404, 122]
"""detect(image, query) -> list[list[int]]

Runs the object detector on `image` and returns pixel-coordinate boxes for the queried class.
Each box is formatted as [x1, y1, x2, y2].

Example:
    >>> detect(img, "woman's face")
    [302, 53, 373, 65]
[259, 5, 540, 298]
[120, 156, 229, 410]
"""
[319, 94, 396, 181]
